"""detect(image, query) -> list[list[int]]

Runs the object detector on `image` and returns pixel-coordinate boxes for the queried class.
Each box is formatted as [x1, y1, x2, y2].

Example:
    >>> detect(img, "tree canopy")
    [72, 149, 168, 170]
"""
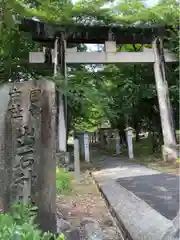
[0, 0, 179, 151]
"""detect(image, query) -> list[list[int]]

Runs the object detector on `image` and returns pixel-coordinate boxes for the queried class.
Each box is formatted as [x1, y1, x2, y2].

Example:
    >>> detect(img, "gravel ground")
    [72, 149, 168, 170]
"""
[56, 171, 122, 240]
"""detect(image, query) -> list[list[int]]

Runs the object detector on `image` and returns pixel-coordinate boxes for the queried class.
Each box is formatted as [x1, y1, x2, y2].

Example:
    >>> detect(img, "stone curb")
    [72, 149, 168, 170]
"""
[93, 176, 175, 240]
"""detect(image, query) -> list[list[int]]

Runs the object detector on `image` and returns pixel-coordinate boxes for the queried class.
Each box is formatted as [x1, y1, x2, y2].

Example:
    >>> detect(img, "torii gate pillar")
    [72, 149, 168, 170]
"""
[53, 37, 68, 160]
[152, 38, 177, 162]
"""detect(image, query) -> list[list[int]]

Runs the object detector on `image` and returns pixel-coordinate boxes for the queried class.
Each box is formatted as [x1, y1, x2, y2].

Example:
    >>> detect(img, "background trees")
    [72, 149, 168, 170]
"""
[0, 0, 179, 153]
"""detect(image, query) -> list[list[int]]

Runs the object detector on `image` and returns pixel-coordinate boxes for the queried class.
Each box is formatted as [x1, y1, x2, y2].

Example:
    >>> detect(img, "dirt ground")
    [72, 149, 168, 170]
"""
[133, 154, 180, 176]
[56, 147, 179, 239]
[56, 171, 121, 240]
[146, 161, 180, 175]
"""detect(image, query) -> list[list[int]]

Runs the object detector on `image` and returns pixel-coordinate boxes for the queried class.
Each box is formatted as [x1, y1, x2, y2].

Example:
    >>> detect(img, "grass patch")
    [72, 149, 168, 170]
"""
[56, 168, 73, 195]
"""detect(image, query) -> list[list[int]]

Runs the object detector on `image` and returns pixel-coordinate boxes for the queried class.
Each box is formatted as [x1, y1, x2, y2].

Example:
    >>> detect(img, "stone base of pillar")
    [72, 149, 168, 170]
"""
[162, 145, 177, 163]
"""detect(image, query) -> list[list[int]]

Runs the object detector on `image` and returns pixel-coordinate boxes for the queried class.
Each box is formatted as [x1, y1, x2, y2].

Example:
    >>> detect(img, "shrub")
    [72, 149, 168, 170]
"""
[0, 204, 64, 240]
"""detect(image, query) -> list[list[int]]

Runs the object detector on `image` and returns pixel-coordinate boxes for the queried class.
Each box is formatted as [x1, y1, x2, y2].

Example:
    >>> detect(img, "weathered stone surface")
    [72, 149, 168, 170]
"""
[102, 219, 113, 227]
[81, 217, 105, 239]
[56, 215, 80, 240]
[98, 179, 173, 240]
[57, 217, 72, 232]
[56, 152, 73, 170]
[64, 228, 81, 240]
[74, 132, 85, 159]
[0, 84, 11, 210]
[161, 225, 180, 240]
[0, 81, 56, 232]
[162, 145, 178, 163]
[92, 156, 177, 240]
[161, 210, 180, 240]
[66, 163, 74, 172]
[33, 80, 56, 232]
[102, 227, 119, 240]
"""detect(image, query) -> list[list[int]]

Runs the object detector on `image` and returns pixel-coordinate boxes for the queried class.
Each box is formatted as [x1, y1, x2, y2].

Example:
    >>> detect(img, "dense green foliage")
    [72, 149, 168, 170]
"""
[0, 204, 64, 240]
[0, 0, 179, 151]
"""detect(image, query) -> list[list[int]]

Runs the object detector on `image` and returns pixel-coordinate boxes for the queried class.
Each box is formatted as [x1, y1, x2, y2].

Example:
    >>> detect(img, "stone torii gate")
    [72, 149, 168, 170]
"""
[20, 19, 178, 161]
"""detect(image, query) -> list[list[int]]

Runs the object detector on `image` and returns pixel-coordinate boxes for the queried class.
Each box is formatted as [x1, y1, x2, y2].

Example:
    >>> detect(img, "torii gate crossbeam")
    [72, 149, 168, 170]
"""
[20, 18, 178, 162]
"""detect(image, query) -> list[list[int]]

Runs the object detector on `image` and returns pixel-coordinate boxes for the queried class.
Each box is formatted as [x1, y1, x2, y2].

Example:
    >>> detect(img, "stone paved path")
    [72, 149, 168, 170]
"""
[91, 149, 179, 220]
[90, 148, 179, 240]
[117, 173, 179, 220]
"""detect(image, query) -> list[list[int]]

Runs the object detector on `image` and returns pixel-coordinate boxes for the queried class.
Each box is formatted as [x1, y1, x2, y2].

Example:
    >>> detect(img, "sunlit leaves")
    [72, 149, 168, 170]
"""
[0, 0, 179, 131]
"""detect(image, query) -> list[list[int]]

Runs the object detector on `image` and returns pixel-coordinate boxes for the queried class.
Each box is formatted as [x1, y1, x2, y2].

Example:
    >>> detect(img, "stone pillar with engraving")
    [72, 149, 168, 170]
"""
[29, 87, 42, 207]
[6, 86, 33, 205]
[3, 80, 56, 232]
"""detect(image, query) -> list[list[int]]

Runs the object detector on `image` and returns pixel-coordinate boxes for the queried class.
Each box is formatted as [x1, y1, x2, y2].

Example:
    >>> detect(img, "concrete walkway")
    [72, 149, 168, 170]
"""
[91, 150, 179, 240]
